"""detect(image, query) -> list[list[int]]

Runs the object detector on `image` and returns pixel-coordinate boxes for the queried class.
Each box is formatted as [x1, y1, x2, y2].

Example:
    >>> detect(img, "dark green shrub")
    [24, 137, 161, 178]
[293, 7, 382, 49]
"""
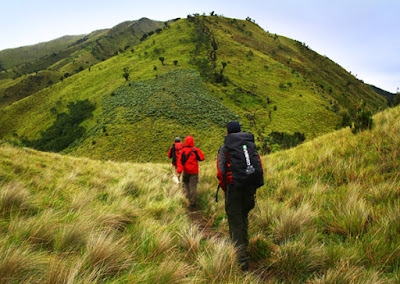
[257, 132, 306, 154]
[352, 101, 373, 134]
[336, 111, 352, 129]
[213, 72, 230, 85]
[269, 132, 305, 149]
[140, 34, 148, 42]
[123, 72, 129, 81]
[23, 100, 95, 152]
[189, 57, 213, 79]
[123, 67, 129, 81]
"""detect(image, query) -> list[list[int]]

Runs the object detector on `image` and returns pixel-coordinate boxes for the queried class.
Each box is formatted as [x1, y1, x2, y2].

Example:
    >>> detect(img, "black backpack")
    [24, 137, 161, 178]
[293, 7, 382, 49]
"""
[224, 132, 264, 189]
[169, 144, 177, 165]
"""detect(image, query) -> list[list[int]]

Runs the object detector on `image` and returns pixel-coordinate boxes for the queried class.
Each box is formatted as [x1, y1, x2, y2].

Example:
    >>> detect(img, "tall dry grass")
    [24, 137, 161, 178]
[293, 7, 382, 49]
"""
[1, 105, 399, 282]
[0, 238, 45, 283]
[0, 142, 255, 282]
[197, 106, 400, 282]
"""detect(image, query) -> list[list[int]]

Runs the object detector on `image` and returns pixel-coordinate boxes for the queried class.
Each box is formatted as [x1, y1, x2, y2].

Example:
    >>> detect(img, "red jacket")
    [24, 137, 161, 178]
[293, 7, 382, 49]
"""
[177, 136, 205, 174]
[168, 142, 183, 166]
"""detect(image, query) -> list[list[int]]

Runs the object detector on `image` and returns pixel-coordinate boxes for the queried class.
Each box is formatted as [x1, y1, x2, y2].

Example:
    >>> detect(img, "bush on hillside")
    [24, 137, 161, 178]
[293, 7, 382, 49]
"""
[140, 34, 148, 42]
[257, 132, 306, 154]
[23, 99, 95, 152]
[269, 132, 306, 149]
[351, 101, 373, 134]
[123, 67, 130, 81]
[213, 72, 230, 86]
[189, 57, 213, 79]
[336, 111, 352, 129]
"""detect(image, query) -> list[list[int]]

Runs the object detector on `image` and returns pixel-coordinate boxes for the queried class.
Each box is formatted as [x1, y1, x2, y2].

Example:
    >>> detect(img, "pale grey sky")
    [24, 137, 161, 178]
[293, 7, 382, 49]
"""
[0, 0, 399, 92]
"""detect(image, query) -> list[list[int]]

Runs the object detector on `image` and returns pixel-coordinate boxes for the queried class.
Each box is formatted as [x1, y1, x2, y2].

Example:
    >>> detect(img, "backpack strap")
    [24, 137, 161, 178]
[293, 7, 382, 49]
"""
[182, 147, 196, 165]
[215, 185, 220, 202]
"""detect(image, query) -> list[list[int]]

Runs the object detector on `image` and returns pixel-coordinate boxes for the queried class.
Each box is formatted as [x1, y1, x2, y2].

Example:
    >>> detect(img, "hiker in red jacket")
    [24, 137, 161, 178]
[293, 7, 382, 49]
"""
[168, 137, 184, 172]
[177, 136, 205, 209]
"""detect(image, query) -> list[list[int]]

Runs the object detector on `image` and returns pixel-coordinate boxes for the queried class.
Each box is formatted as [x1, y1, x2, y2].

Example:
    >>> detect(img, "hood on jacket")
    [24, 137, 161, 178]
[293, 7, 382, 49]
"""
[185, 136, 194, 147]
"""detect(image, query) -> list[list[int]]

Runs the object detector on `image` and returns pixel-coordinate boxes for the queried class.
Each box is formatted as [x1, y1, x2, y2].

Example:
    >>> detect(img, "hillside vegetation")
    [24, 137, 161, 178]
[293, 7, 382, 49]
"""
[0, 15, 388, 162]
[1, 97, 399, 283]
[0, 143, 256, 283]
[197, 105, 400, 282]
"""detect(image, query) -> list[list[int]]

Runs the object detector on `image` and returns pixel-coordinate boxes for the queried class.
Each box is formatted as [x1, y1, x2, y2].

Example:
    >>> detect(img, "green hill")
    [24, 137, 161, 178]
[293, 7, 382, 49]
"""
[1, 101, 399, 283]
[0, 15, 388, 162]
[0, 18, 167, 108]
[0, 35, 85, 70]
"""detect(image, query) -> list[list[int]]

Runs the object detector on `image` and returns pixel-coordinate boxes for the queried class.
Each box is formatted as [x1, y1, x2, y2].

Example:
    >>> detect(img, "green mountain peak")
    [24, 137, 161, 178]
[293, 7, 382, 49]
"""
[0, 15, 389, 162]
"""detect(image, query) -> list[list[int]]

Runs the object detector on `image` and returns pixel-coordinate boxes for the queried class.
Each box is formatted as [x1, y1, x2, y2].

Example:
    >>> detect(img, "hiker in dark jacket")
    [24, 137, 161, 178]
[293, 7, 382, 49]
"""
[217, 121, 264, 271]
[177, 136, 205, 209]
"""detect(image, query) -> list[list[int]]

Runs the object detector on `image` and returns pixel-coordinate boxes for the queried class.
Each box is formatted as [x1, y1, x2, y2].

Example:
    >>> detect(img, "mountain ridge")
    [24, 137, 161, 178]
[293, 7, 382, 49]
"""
[0, 15, 389, 162]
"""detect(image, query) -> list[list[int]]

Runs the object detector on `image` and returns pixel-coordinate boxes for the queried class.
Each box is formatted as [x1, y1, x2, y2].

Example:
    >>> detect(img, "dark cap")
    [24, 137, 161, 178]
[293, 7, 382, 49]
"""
[227, 121, 241, 134]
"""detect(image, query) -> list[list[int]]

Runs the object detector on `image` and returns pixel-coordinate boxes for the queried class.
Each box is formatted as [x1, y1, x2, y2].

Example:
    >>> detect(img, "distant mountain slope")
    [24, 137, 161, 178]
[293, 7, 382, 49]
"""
[0, 15, 389, 162]
[0, 35, 85, 70]
[369, 84, 395, 104]
[0, 18, 167, 108]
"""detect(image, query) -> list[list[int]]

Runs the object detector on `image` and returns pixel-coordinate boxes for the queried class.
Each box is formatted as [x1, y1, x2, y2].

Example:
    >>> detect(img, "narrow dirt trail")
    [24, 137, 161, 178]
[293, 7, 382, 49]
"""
[186, 206, 269, 281]
[186, 207, 224, 240]
[173, 173, 268, 279]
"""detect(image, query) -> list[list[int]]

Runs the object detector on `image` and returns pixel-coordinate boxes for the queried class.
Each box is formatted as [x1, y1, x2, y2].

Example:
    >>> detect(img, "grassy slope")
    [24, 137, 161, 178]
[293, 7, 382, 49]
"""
[212, 17, 386, 112]
[198, 105, 400, 282]
[0, 16, 388, 162]
[1, 102, 398, 283]
[206, 17, 340, 135]
[0, 144, 256, 283]
[0, 71, 62, 108]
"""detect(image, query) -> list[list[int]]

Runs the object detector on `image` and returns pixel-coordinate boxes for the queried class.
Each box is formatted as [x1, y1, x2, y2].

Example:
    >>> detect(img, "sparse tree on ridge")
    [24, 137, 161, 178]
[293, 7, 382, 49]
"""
[123, 67, 129, 81]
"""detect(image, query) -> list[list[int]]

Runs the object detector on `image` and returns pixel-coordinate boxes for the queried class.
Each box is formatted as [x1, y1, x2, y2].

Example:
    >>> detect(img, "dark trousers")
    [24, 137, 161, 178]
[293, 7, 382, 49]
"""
[183, 173, 198, 206]
[225, 184, 256, 262]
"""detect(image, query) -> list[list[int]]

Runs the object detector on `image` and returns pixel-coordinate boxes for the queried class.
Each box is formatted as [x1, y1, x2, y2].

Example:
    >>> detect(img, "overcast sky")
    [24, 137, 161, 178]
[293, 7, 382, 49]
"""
[0, 0, 399, 92]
